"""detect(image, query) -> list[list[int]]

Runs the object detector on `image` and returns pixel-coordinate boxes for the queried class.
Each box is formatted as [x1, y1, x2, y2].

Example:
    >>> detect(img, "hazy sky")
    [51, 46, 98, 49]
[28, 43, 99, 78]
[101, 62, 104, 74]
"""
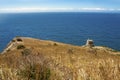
[0, 0, 120, 12]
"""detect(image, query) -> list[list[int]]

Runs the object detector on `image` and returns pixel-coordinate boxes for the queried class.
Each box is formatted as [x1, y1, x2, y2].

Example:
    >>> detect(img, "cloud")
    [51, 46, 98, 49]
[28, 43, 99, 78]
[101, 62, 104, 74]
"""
[108, 8, 116, 11]
[0, 7, 119, 13]
[117, 9, 120, 11]
[0, 7, 74, 12]
[78, 8, 120, 12]
[78, 8, 107, 11]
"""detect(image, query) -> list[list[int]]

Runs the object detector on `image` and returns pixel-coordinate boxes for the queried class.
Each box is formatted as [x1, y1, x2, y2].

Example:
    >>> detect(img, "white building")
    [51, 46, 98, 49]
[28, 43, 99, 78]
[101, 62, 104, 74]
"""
[86, 39, 94, 47]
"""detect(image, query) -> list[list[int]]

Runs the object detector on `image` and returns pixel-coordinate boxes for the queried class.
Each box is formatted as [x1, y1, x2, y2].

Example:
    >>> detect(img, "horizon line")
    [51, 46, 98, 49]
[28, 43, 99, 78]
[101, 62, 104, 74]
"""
[0, 7, 120, 13]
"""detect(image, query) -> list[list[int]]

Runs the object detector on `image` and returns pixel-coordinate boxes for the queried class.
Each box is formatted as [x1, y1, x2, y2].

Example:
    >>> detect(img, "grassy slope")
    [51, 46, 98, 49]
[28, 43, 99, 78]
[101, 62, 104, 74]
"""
[0, 37, 120, 80]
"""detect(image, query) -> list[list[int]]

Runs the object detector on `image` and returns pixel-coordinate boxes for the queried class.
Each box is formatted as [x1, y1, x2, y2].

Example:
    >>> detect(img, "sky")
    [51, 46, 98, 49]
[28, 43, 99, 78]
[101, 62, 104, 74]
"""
[0, 0, 120, 12]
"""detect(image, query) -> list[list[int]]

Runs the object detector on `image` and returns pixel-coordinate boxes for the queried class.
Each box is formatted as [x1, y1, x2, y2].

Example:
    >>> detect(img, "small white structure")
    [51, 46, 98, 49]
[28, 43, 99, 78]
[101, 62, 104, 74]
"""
[86, 39, 94, 47]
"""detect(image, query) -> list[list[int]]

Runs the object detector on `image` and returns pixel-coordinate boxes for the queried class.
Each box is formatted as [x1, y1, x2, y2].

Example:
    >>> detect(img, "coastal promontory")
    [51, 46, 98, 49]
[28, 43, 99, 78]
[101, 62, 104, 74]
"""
[0, 37, 120, 80]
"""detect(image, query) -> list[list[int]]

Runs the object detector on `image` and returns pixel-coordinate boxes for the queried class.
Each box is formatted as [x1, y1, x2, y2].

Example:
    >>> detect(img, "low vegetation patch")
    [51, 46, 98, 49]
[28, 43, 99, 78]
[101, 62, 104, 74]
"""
[21, 48, 31, 56]
[12, 39, 16, 42]
[16, 38, 23, 42]
[17, 45, 25, 49]
[53, 43, 58, 46]
[67, 48, 74, 54]
[18, 63, 51, 80]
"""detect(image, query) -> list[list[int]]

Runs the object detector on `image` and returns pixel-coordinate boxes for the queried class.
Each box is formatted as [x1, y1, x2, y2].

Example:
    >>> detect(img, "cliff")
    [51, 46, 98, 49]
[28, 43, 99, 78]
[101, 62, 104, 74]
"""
[0, 37, 120, 80]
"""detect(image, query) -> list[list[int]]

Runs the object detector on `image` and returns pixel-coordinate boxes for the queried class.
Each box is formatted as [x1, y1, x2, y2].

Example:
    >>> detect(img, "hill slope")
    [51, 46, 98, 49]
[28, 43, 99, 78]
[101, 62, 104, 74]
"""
[0, 37, 120, 80]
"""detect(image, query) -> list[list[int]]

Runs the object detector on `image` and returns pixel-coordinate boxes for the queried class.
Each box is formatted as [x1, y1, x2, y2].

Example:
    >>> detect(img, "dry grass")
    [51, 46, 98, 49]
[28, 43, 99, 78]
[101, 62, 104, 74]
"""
[0, 37, 120, 80]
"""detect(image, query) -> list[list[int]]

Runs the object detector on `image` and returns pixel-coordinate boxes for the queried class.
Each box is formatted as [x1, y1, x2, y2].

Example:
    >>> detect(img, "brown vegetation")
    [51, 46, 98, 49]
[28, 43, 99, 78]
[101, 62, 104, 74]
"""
[0, 37, 120, 80]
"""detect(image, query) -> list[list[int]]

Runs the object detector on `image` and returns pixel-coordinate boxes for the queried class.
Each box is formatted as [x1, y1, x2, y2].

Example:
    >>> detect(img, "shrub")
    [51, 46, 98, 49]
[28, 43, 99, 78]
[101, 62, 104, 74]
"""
[12, 40, 15, 42]
[21, 49, 31, 56]
[18, 63, 51, 80]
[68, 48, 73, 54]
[6, 49, 11, 52]
[16, 38, 23, 42]
[53, 43, 58, 46]
[17, 45, 25, 49]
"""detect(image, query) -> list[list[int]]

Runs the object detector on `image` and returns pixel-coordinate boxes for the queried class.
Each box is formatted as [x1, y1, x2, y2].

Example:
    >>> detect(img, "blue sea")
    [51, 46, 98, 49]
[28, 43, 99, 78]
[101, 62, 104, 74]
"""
[0, 12, 120, 51]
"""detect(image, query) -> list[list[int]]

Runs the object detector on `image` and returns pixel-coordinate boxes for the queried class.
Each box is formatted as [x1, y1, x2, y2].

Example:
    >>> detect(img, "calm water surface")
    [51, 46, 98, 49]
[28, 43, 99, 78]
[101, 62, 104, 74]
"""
[0, 12, 120, 51]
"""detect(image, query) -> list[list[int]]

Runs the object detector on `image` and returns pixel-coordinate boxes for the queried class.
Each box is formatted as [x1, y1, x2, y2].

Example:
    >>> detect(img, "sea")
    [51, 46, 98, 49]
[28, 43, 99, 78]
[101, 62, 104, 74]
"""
[0, 12, 120, 52]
